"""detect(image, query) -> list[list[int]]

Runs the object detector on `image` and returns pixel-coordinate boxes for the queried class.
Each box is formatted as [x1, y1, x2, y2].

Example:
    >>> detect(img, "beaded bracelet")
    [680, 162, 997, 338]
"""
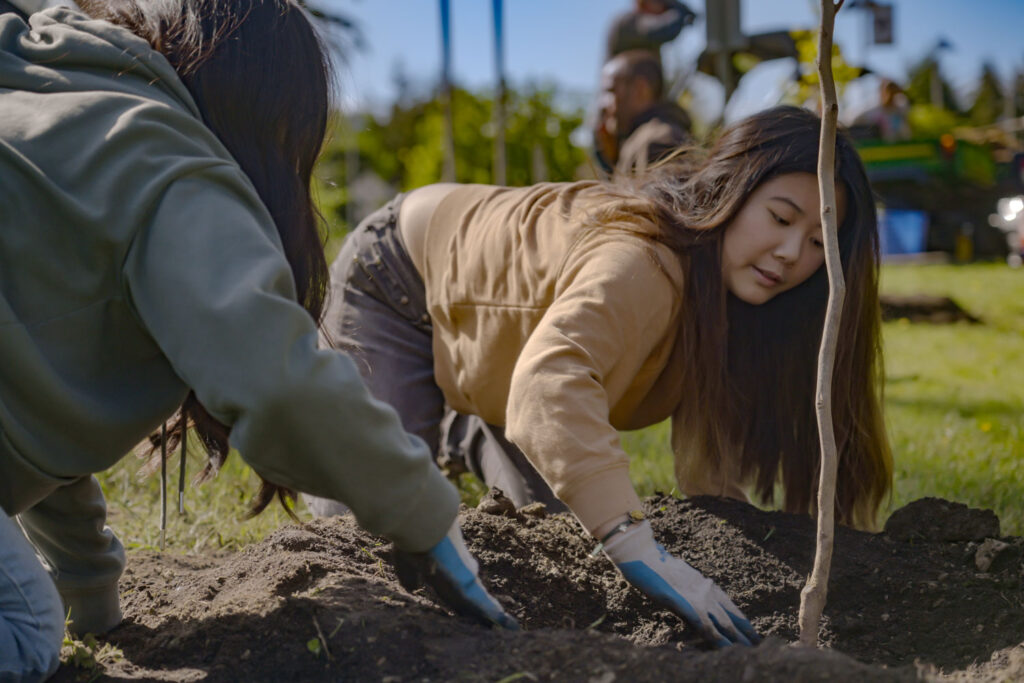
[589, 509, 645, 557]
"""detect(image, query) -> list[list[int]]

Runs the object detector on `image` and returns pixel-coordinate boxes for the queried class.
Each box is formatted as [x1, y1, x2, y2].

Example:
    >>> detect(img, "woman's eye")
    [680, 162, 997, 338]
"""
[769, 210, 790, 226]
[811, 237, 824, 248]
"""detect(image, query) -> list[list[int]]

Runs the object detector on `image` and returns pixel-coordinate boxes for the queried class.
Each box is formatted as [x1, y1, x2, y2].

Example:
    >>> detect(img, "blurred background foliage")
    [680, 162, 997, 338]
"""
[314, 84, 588, 257]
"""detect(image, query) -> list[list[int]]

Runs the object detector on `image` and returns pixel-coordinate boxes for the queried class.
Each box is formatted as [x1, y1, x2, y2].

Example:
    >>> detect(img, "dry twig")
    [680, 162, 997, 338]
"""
[312, 612, 333, 660]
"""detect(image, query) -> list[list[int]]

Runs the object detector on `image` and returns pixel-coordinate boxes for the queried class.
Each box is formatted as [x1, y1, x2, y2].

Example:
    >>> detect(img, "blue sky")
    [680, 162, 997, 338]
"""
[331, 0, 1024, 121]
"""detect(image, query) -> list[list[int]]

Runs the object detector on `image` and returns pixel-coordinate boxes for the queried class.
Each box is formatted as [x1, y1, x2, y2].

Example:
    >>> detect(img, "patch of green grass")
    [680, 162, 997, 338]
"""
[621, 423, 673, 498]
[880, 263, 1024, 535]
[97, 448, 308, 553]
[61, 618, 123, 682]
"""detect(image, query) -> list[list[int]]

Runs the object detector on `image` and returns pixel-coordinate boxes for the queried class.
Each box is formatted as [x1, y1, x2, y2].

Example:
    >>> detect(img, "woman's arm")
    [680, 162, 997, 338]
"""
[122, 167, 458, 553]
[502, 234, 758, 647]
[503, 234, 678, 535]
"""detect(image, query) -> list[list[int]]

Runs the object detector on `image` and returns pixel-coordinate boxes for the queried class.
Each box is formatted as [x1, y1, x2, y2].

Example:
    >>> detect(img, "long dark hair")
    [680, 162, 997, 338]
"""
[81, 0, 331, 516]
[597, 106, 891, 529]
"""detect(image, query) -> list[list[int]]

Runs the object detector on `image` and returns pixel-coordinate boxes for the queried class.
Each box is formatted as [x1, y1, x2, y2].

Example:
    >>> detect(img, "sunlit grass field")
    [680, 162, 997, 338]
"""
[877, 263, 1024, 534]
[96, 262, 1024, 551]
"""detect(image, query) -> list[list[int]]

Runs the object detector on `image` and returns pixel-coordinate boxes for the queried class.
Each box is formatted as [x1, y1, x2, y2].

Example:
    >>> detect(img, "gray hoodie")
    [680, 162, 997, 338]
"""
[0, 8, 458, 633]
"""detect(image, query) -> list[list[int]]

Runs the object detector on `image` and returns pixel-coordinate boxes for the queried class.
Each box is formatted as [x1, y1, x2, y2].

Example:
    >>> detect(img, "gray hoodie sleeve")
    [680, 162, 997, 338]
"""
[121, 167, 459, 553]
[18, 476, 125, 635]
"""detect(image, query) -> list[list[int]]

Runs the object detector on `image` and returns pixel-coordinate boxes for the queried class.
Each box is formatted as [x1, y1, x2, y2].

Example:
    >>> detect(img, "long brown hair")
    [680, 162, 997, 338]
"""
[80, 0, 331, 515]
[599, 105, 891, 529]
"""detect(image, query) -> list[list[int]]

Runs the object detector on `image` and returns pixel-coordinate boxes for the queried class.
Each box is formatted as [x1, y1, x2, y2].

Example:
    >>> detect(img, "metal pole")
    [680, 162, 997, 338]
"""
[930, 60, 942, 108]
[492, 0, 506, 185]
[178, 420, 187, 515]
[159, 422, 167, 550]
[345, 113, 360, 229]
[705, 0, 741, 100]
[1004, 72, 1016, 144]
[439, 0, 456, 181]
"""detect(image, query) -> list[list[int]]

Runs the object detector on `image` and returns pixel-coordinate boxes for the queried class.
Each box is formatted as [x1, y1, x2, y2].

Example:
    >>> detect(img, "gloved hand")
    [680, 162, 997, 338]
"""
[602, 518, 759, 648]
[393, 522, 519, 630]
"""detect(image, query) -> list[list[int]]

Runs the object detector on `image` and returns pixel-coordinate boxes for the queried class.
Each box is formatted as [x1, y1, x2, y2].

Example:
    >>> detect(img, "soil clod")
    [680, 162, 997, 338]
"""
[884, 497, 1000, 542]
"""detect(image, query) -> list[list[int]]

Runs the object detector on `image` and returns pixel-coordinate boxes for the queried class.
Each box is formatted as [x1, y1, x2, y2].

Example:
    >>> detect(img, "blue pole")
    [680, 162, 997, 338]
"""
[440, 0, 452, 87]
[439, 0, 455, 180]
[492, 0, 506, 184]
[492, 0, 504, 82]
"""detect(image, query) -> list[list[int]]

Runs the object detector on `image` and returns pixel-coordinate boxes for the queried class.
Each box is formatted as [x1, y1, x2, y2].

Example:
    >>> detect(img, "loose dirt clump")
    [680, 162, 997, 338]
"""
[53, 495, 1024, 682]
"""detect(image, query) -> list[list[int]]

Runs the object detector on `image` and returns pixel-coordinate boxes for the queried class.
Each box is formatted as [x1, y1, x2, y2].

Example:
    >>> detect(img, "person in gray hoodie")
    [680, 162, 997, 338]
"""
[0, 0, 515, 678]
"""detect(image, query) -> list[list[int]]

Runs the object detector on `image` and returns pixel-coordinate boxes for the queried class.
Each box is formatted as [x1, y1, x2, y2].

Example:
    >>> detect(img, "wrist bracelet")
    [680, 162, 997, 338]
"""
[589, 509, 645, 557]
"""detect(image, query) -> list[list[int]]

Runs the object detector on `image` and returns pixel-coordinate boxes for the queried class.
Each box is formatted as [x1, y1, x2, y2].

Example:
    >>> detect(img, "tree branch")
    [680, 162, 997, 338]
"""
[797, 0, 846, 648]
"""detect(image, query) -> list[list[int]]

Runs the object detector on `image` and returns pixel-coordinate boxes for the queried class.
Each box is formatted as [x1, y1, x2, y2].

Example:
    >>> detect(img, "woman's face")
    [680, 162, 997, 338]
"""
[721, 172, 845, 305]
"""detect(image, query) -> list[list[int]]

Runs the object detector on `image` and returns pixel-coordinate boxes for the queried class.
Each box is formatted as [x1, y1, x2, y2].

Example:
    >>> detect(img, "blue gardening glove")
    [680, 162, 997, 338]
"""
[602, 518, 760, 648]
[393, 522, 519, 630]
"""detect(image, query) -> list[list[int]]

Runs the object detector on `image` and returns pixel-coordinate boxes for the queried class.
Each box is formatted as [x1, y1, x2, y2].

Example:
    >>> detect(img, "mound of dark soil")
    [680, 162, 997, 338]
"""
[54, 495, 1024, 682]
[880, 294, 980, 324]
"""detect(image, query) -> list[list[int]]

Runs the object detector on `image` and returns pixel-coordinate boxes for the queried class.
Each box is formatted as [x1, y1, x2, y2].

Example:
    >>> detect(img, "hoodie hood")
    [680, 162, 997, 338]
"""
[0, 7, 200, 118]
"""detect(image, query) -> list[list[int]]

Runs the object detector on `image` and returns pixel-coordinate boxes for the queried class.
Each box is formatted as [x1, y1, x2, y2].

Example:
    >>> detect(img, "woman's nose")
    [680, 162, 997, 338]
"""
[773, 234, 803, 264]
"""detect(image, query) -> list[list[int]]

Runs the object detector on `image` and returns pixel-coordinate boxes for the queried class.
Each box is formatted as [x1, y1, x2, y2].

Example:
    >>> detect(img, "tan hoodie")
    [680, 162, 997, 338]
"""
[412, 181, 688, 533]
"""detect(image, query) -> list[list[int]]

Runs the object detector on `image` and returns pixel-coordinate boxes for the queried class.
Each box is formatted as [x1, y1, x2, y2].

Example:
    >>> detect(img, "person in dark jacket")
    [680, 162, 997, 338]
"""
[606, 0, 696, 65]
[594, 49, 692, 176]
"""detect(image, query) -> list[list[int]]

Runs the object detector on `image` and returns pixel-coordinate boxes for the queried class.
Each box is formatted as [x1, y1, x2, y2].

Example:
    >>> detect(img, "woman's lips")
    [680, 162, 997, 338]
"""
[752, 265, 782, 287]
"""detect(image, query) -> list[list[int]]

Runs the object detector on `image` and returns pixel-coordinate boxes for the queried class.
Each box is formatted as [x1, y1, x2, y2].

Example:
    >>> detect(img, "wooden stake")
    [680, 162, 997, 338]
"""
[798, 0, 846, 647]
[159, 422, 167, 551]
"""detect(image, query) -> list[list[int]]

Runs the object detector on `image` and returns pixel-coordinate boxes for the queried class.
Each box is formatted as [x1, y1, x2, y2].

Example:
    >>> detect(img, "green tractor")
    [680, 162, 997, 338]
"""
[852, 132, 1024, 260]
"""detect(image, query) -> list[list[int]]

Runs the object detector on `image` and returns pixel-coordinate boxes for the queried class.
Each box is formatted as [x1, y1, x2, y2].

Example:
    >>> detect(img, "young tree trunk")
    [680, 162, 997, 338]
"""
[798, 0, 846, 647]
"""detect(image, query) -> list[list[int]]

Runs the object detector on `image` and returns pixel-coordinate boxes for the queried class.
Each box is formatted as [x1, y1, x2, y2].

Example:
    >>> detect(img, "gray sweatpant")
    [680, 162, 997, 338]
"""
[302, 196, 564, 518]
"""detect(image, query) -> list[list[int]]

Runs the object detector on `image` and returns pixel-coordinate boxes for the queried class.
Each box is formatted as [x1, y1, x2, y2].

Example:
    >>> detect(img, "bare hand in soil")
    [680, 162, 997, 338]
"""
[392, 522, 519, 630]
[603, 519, 760, 648]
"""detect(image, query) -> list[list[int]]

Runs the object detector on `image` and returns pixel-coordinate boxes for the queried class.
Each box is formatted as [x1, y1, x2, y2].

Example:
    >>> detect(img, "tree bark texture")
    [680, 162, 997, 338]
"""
[797, 0, 846, 648]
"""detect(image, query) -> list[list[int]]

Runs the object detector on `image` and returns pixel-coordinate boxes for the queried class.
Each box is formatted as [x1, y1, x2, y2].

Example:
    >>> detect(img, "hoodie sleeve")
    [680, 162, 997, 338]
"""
[504, 235, 679, 535]
[122, 166, 458, 553]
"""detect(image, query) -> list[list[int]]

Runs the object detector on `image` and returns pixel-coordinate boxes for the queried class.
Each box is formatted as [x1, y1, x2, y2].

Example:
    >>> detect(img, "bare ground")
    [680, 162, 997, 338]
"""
[53, 494, 1024, 682]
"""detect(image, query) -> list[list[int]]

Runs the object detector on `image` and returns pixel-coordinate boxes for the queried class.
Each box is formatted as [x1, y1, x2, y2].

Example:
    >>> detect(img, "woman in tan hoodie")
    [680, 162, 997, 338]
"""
[307, 106, 891, 648]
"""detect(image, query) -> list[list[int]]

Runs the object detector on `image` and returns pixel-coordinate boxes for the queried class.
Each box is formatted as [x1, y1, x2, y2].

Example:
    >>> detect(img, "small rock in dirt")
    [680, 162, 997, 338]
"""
[884, 497, 1000, 542]
[476, 487, 518, 517]
[975, 538, 1013, 572]
[518, 502, 548, 519]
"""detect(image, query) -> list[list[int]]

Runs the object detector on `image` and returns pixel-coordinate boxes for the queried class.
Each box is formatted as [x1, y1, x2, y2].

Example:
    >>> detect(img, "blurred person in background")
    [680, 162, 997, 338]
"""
[851, 78, 911, 142]
[606, 0, 697, 66]
[594, 48, 693, 176]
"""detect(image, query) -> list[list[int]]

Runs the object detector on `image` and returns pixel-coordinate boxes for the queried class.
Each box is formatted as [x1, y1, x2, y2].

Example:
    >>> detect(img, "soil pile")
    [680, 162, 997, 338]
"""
[54, 495, 1024, 682]
[879, 294, 980, 324]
